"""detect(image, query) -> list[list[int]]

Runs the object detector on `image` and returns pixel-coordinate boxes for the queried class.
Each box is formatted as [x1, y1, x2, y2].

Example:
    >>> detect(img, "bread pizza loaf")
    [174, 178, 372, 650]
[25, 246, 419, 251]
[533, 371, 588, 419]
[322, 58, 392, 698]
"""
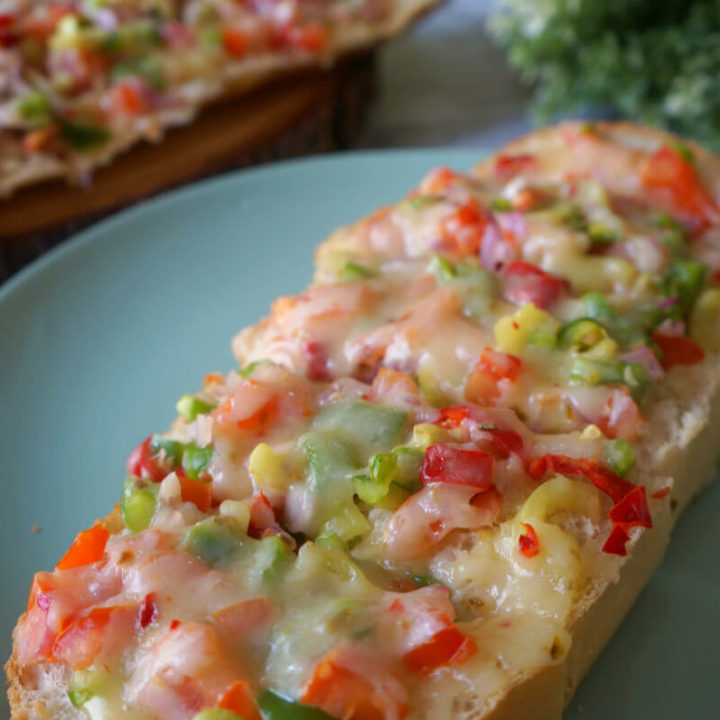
[0, 0, 441, 197]
[7, 121, 720, 720]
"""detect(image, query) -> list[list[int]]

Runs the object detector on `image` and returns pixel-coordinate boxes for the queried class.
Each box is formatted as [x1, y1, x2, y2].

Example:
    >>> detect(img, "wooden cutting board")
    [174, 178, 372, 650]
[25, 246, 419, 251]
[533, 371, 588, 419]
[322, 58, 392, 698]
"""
[0, 53, 376, 249]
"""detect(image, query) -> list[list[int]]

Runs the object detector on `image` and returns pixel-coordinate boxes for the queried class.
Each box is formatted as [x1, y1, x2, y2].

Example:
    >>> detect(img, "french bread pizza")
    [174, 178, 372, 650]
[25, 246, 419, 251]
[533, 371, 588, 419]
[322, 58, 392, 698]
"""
[7, 121, 720, 720]
[0, 0, 441, 197]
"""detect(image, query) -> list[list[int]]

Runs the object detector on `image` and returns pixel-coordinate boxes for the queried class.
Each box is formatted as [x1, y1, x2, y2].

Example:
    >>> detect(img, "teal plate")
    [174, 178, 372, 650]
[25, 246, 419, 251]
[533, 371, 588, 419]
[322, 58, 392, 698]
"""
[1, 150, 718, 719]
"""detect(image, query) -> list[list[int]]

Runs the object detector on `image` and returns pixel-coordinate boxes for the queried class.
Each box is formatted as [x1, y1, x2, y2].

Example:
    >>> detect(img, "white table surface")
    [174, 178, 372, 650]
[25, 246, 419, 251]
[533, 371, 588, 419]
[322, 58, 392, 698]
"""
[361, 0, 534, 151]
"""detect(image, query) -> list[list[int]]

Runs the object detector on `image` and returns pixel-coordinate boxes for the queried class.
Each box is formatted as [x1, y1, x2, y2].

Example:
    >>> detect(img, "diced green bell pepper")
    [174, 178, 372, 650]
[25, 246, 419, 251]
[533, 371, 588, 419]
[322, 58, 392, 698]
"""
[182, 442, 213, 480]
[341, 261, 374, 281]
[177, 394, 217, 422]
[184, 518, 245, 566]
[606, 438, 636, 477]
[193, 710, 243, 720]
[67, 668, 108, 707]
[121, 477, 157, 533]
[16, 91, 51, 125]
[663, 259, 707, 315]
[570, 356, 648, 395]
[149, 434, 184, 467]
[311, 401, 408, 458]
[254, 535, 293, 587]
[59, 120, 111, 150]
[558, 318, 608, 352]
[257, 690, 337, 720]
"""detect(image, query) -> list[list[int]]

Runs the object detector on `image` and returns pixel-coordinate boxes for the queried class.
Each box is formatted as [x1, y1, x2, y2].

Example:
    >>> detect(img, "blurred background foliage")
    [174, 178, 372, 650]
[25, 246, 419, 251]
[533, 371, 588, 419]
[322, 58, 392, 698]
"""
[490, 0, 720, 150]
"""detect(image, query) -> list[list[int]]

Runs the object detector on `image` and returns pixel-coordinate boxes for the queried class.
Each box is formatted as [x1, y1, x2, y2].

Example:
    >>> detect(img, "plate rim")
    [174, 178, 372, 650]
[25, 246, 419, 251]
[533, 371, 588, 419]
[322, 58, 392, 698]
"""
[0, 147, 481, 305]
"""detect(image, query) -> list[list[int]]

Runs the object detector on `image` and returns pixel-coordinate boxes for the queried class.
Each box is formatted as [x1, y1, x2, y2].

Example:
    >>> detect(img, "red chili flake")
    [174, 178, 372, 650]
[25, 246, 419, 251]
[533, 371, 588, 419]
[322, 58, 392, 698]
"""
[139, 593, 158, 629]
[602, 524, 630, 556]
[652, 487, 671, 500]
[518, 522, 540, 558]
[169, 619, 181, 631]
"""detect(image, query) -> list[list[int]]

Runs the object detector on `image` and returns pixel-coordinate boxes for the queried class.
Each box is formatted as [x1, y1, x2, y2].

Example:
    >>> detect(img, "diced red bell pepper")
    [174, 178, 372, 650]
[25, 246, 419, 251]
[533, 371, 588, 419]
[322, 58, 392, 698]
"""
[609, 485, 652, 528]
[56, 525, 110, 571]
[440, 199, 488, 255]
[526, 454, 635, 504]
[518, 522, 540, 558]
[436, 406, 525, 459]
[218, 680, 261, 720]
[601, 524, 630, 556]
[641, 145, 719, 230]
[502, 261, 567, 309]
[527, 453, 652, 556]
[127, 436, 166, 482]
[421, 443, 494, 490]
[651, 332, 705, 370]
[651, 486, 671, 500]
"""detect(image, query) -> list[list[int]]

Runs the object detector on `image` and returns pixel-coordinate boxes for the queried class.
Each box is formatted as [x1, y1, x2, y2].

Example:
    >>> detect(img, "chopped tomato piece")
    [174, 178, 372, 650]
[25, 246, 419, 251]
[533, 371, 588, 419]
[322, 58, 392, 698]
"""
[177, 474, 213, 512]
[641, 145, 719, 230]
[302, 647, 408, 720]
[222, 26, 248, 58]
[127, 435, 166, 481]
[56, 525, 110, 571]
[402, 624, 476, 675]
[211, 598, 273, 636]
[440, 199, 488, 255]
[486, 428, 524, 459]
[651, 332, 705, 370]
[218, 680, 261, 720]
[502, 261, 566, 309]
[52, 605, 136, 669]
[465, 347, 522, 405]
[493, 153, 536, 181]
[421, 443, 494, 490]
[518, 522, 540, 558]
[512, 186, 551, 212]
